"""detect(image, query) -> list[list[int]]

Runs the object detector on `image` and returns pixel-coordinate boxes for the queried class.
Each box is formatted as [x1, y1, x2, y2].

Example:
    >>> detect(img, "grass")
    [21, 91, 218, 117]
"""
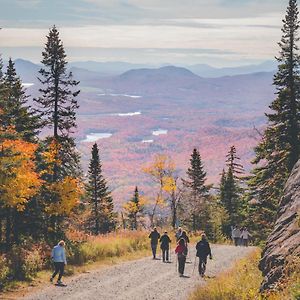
[189, 249, 300, 300]
[0, 230, 151, 299]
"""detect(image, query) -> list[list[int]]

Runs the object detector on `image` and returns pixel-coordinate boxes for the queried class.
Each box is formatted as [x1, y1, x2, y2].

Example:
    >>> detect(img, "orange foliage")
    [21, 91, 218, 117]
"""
[0, 139, 42, 211]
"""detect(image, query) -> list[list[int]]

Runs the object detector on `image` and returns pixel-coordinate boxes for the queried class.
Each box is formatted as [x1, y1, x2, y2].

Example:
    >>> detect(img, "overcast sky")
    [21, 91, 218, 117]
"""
[0, 0, 288, 66]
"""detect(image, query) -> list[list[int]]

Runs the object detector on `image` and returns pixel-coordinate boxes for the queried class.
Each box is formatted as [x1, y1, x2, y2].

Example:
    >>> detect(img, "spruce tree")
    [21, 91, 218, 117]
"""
[182, 148, 210, 231]
[249, 0, 300, 237]
[34, 26, 81, 240]
[34, 25, 80, 179]
[86, 143, 115, 234]
[3, 58, 39, 141]
[226, 145, 244, 179]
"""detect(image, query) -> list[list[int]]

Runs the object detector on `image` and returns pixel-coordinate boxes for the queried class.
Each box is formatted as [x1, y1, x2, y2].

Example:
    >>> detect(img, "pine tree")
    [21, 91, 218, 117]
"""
[225, 145, 244, 179]
[2, 58, 39, 141]
[249, 0, 300, 237]
[124, 186, 145, 230]
[33, 26, 81, 240]
[86, 143, 115, 234]
[34, 25, 80, 179]
[182, 148, 210, 231]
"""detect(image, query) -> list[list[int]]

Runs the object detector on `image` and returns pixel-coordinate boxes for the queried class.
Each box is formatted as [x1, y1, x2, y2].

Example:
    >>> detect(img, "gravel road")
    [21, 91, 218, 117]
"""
[22, 245, 255, 300]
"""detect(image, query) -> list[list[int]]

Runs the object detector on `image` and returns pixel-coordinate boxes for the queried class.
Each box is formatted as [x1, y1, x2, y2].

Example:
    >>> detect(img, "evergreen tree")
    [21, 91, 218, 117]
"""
[34, 25, 80, 179]
[182, 148, 210, 231]
[225, 145, 244, 179]
[33, 26, 81, 240]
[3, 58, 39, 141]
[86, 143, 115, 234]
[219, 146, 245, 234]
[249, 0, 300, 237]
[124, 186, 145, 230]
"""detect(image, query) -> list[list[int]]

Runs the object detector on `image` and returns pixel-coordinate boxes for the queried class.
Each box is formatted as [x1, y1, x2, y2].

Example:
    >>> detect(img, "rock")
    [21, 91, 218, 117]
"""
[259, 159, 300, 291]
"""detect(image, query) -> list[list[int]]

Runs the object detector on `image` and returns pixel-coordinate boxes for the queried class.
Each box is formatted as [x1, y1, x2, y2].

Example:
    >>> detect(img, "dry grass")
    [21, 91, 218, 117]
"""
[189, 249, 300, 300]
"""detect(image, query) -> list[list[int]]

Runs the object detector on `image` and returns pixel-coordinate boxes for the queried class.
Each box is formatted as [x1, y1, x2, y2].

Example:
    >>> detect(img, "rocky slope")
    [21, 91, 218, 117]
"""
[260, 159, 300, 291]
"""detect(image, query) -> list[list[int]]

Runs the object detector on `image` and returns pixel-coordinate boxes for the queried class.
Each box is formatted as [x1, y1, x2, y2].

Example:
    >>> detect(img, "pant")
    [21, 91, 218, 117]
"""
[198, 256, 207, 276]
[52, 262, 65, 281]
[178, 255, 186, 275]
[234, 237, 240, 246]
[162, 248, 169, 262]
[242, 239, 248, 247]
[151, 243, 158, 258]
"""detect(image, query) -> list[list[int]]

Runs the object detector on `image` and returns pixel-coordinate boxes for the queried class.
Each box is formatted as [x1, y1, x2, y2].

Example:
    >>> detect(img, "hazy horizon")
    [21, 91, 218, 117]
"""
[0, 0, 287, 67]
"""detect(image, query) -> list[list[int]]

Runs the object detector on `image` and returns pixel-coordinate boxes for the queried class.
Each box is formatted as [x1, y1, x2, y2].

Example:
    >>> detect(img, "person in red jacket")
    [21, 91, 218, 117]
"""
[175, 238, 187, 277]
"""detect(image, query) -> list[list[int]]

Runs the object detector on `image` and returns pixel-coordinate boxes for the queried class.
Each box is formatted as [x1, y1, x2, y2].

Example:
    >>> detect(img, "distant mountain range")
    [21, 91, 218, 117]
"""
[2, 58, 277, 204]
[7, 58, 277, 81]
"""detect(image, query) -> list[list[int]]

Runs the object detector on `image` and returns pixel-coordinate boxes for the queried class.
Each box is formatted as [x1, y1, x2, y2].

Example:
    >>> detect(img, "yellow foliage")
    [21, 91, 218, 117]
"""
[46, 176, 83, 216]
[143, 154, 175, 182]
[123, 196, 147, 214]
[0, 139, 42, 211]
[162, 176, 177, 193]
[41, 139, 61, 175]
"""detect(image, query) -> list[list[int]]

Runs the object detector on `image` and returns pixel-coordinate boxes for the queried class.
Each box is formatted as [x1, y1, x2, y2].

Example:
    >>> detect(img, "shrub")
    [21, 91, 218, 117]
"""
[0, 255, 10, 290]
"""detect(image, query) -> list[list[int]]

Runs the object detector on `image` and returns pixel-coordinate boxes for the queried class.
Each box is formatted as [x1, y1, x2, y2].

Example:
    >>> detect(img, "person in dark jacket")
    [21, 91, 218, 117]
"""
[175, 238, 188, 277]
[180, 230, 190, 256]
[160, 231, 171, 262]
[149, 227, 160, 259]
[196, 234, 212, 277]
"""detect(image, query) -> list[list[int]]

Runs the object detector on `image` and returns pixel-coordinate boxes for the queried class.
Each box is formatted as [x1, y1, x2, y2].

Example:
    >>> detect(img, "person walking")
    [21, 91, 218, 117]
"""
[231, 226, 241, 246]
[240, 227, 251, 247]
[160, 231, 171, 262]
[196, 234, 212, 277]
[149, 227, 160, 259]
[175, 227, 182, 242]
[180, 230, 190, 259]
[50, 240, 67, 286]
[175, 238, 187, 277]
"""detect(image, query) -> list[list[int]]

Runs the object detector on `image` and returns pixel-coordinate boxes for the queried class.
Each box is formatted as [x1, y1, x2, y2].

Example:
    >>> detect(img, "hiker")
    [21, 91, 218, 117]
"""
[160, 231, 172, 262]
[180, 230, 190, 255]
[149, 227, 160, 259]
[231, 226, 241, 246]
[175, 238, 188, 277]
[196, 234, 212, 277]
[50, 240, 67, 285]
[240, 227, 251, 247]
[175, 227, 182, 242]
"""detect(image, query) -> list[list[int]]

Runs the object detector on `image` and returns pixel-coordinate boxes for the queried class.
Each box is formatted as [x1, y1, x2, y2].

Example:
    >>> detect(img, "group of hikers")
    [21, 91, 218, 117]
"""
[231, 226, 251, 247]
[148, 227, 212, 277]
[49, 225, 250, 285]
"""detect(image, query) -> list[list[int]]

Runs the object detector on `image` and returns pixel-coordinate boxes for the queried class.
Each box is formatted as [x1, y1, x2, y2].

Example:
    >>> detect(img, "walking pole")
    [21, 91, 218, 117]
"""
[192, 256, 197, 276]
[175, 253, 178, 273]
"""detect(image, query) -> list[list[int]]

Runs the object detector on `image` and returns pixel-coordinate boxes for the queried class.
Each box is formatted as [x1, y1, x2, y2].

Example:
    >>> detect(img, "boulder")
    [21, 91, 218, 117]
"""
[259, 159, 300, 291]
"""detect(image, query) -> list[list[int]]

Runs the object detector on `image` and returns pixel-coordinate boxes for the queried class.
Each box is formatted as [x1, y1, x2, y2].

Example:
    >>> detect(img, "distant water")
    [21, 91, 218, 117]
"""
[114, 112, 141, 117]
[98, 93, 142, 99]
[152, 129, 168, 136]
[142, 139, 154, 143]
[22, 83, 34, 88]
[82, 133, 112, 142]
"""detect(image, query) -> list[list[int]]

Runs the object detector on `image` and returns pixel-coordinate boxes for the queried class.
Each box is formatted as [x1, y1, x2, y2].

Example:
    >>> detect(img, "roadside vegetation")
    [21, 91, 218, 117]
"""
[189, 250, 300, 300]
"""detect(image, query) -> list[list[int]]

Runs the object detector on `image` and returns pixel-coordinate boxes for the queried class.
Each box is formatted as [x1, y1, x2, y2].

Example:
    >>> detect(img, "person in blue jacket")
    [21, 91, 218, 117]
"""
[50, 240, 67, 285]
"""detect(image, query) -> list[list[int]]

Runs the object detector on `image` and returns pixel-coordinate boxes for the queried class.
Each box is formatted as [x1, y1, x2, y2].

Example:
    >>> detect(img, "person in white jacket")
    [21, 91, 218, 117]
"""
[50, 240, 67, 285]
[231, 226, 241, 246]
[240, 228, 251, 247]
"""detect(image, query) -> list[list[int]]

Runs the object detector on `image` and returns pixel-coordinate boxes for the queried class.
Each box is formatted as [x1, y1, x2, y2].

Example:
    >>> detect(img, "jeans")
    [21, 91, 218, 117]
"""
[178, 255, 186, 275]
[52, 262, 65, 281]
[198, 256, 207, 276]
[151, 243, 158, 258]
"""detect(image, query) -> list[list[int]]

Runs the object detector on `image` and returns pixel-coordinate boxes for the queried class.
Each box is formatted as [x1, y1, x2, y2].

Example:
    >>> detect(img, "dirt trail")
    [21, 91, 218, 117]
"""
[22, 245, 254, 300]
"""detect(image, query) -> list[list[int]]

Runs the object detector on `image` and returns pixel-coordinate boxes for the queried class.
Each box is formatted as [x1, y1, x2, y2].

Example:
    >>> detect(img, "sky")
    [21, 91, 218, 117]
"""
[0, 0, 288, 66]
